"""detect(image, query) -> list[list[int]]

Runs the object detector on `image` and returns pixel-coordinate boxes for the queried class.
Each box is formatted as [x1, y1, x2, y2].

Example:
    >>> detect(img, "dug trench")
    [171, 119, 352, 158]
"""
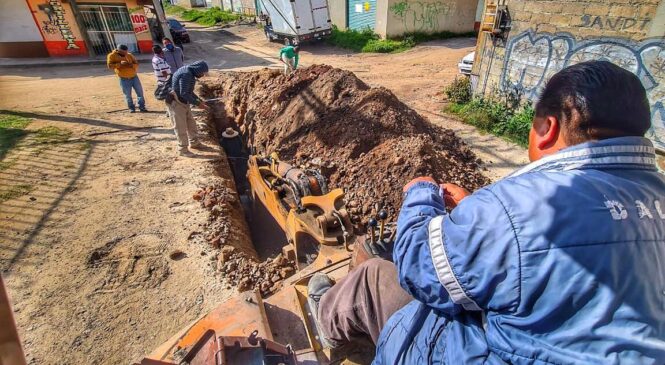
[193, 64, 490, 298]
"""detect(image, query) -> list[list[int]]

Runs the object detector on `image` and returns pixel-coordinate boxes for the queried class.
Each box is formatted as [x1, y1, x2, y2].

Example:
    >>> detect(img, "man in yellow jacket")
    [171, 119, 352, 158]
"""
[107, 44, 147, 113]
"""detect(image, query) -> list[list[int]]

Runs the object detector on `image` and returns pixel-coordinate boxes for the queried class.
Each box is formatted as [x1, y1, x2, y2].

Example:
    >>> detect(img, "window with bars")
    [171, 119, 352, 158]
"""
[78, 4, 139, 55]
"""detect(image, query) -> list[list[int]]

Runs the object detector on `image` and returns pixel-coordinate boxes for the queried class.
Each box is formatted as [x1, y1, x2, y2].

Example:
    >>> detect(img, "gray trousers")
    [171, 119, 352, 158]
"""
[168, 98, 199, 149]
[282, 54, 296, 75]
[318, 258, 412, 347]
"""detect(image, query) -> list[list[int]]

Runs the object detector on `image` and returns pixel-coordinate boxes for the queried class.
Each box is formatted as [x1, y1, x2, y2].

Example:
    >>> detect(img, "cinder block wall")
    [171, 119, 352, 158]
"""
[472, 0, 665, 150]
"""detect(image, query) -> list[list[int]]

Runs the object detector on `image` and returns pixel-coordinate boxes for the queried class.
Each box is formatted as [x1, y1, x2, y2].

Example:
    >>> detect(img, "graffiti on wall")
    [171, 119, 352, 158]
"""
[579, 15, 651, 32]
[38, 0, 79, 49]
[390, 1, 451, 32]
[500, 30, 665, 149]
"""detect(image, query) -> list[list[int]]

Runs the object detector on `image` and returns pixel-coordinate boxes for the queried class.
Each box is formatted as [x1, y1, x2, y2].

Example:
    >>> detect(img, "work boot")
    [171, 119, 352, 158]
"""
[307, 273, 335, 348]
[178, 147, 194, 157]
[189, 141, 204, 149]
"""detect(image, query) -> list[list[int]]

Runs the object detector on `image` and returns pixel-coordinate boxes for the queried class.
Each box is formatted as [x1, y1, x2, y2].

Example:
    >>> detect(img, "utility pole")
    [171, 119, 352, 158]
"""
[69, 0, 96, 57]
[153, 0, 171, 41]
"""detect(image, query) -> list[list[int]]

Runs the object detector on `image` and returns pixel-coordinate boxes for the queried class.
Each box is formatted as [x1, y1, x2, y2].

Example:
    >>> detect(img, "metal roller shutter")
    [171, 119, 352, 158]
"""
[347, 0, 375, 31]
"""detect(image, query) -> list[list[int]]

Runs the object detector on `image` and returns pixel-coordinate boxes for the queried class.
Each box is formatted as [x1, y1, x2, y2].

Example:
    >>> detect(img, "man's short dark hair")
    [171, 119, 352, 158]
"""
[153, 45, 163, 54]
[535, 60, 651, 144]
[117, 44, 128, 51]
[162, 37, 172, 43]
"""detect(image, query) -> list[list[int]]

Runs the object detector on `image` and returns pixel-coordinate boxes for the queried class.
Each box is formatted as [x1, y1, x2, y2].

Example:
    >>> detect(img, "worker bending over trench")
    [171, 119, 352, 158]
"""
[308, 60, 665, 364]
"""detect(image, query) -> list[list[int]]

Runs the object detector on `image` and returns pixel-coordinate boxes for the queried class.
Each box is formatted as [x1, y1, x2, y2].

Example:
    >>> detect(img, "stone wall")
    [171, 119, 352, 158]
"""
[472, 0, 665, 151]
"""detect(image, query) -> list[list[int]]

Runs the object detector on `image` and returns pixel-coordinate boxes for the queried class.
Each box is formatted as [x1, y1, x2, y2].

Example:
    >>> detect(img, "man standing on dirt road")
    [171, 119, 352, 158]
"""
[163, 38, 185, 74]
[279, 45, 299, 75]
[107, 44, 147, 113]
[152, 45, 173, 120]
[307, 61, 665, 364]
[169, 60, 210, 156]
[151, 45, 171, 84]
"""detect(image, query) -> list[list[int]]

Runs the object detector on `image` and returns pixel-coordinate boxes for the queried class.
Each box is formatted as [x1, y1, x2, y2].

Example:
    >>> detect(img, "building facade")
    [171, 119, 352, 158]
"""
[376, 0, 479, 37]
[326, 0, 483, 37]
[0, 0, 155, 58]
[169, 0, 208, 7]
[471, 0, 665, 150]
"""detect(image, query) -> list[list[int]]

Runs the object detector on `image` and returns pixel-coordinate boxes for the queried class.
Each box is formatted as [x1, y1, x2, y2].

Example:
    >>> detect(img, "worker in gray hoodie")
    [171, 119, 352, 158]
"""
[169, 60, 209, 156]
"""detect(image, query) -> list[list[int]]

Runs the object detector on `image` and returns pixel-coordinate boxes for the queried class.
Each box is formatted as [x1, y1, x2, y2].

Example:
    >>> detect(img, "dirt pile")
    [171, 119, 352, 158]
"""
[200, 65, 489, 225]
[194, 184, 296, 296]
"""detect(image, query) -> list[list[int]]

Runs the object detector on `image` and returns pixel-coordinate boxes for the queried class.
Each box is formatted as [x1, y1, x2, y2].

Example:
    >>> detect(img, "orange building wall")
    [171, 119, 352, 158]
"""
[25, 0, 87, 56]
[25, 0, 154, 57]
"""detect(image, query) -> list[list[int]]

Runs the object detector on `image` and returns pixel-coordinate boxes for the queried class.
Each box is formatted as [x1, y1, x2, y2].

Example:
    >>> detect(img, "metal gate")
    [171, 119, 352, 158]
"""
[347, 0, 376, 31]
[78, 5, 138, 55]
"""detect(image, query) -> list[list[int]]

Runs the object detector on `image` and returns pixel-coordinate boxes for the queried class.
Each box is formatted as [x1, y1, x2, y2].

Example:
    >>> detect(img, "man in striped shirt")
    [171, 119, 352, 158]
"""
[151, 45, 171, 84]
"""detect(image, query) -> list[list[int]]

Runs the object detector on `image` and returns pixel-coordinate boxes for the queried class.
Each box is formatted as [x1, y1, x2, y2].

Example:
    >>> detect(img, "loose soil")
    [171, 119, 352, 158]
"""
[201, 65, 490, 225]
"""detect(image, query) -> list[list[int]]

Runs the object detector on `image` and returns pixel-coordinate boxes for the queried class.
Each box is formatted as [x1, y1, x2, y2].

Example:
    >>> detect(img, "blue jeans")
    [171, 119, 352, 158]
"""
[119, 76, 145, 111]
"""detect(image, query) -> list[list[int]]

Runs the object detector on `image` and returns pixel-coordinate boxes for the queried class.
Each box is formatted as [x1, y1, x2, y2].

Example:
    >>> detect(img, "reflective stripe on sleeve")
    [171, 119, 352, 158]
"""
[428, 215, 482, 311]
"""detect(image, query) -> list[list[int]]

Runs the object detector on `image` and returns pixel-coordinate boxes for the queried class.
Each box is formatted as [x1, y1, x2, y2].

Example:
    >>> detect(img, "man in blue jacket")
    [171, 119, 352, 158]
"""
[308, 60, 665, 364]
[170, 60, 210, 156]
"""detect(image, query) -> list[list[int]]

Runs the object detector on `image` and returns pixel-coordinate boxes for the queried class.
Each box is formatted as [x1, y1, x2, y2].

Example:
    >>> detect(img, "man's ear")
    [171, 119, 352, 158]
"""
[536, 115, 560, 150]
[529, 114, 569, 161]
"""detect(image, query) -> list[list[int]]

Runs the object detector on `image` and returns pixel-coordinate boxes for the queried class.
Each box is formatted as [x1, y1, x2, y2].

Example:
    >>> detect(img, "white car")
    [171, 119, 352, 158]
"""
[458, 51, 475, 75]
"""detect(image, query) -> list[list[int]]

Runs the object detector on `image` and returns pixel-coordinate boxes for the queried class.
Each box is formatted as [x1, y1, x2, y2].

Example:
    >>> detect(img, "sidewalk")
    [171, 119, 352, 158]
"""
[0, 54, 153, 69]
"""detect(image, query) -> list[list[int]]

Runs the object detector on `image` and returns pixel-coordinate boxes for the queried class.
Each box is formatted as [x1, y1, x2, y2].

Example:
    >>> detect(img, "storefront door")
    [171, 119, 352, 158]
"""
[78, 4, 138, 55]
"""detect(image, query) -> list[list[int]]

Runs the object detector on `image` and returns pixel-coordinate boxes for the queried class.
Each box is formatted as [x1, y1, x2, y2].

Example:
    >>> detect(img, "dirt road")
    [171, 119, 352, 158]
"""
[0, 23, 526, 365]
[0, 65, 244, 364]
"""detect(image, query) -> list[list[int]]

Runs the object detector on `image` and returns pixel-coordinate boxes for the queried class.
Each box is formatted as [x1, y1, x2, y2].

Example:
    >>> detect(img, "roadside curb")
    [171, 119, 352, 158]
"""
[0, 60, 105, 69]
[0, 55, 153, 69]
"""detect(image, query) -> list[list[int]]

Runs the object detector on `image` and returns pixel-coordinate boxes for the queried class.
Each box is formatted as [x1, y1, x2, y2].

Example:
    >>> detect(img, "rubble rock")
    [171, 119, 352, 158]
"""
[238, 278, 252, 292]
[279, 266, 295, 279]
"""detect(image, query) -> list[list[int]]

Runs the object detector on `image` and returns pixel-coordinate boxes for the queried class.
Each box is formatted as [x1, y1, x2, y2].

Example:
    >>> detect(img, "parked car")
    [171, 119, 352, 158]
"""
[148, 17, 191, 45]
[168, 18, 191, 43]
[458, 51, 474, 75]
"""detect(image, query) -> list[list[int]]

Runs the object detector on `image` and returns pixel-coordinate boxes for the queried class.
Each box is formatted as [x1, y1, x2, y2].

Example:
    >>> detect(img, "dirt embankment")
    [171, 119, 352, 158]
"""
[193, 182, 297, 296]
[200, 65, 489, 225]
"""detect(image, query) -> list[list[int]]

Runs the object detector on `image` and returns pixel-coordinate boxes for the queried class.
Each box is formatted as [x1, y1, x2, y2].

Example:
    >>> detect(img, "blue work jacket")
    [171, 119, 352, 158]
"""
[374, 137, 665, 364]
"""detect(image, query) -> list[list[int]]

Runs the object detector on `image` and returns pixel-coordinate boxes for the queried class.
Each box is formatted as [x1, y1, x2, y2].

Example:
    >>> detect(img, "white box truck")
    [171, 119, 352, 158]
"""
[258, 0, 332, 44]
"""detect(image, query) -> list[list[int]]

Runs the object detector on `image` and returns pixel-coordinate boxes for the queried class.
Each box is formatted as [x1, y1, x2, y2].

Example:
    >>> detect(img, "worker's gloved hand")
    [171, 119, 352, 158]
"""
[402, 176, 437, 193]
[442, 183, 471, 208]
